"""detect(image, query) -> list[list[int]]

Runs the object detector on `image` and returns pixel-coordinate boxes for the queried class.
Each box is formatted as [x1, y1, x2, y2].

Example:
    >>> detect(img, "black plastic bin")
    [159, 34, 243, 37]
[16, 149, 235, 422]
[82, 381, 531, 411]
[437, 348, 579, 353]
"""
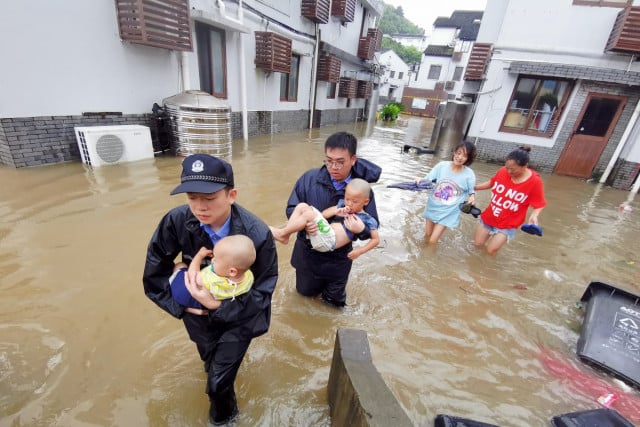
[577, 281, 640, 388]
[434, 414, 500, 427]
[551, 408, 634, 427]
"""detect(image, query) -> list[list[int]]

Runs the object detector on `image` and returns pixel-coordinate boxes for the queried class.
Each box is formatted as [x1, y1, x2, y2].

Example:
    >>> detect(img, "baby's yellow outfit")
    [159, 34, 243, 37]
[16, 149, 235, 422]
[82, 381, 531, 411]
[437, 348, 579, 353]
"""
[200, 267, 254, 300]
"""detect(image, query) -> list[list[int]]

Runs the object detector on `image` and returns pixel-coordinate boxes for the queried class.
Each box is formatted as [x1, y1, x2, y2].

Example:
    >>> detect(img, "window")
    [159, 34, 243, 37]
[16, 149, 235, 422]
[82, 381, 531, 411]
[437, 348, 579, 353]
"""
[196, 23, 227, 98]
[398, 72, 404, 79]
[501, 76, 574, 137]
[428, 65, 442, 80]
[390, 70, 396, 78]
[280, 54, 300, 101]
[453, 66, 464, 81]
[573, 0, 632, 6]
[327, 81, 337, 99]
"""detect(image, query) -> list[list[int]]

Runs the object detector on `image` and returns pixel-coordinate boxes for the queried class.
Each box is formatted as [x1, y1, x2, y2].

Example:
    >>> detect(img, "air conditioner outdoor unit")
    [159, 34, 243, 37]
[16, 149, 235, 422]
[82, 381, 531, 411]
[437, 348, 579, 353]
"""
[74, 125, 154, 167]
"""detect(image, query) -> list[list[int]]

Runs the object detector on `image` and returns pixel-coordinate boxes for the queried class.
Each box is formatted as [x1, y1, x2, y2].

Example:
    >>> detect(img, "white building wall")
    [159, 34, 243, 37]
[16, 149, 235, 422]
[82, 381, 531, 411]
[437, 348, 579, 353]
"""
[376, 50, 409, 101]
[429, 28, 457, 46]
[2, 0, 378, 120]
[388, 34, 429, 51]
[1, 0, 181, 118]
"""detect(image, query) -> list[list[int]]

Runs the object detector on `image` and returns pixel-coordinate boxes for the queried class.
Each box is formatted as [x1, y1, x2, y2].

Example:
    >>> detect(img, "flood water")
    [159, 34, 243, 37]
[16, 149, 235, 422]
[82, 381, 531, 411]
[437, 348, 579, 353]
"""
[1, 117, 640, 426]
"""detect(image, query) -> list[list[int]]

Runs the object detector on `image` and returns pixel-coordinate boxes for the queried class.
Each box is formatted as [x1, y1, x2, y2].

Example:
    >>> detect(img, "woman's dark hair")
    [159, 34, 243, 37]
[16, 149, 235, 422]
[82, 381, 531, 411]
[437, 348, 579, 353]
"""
[453, 140, 477, 166]
[505, 146, 531, 166]
[325, 131, 358, 156]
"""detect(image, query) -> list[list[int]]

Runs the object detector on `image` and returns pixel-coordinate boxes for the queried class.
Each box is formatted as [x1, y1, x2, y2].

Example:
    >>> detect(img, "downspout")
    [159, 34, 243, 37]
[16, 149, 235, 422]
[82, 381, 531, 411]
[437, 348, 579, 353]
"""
[631, 165, 640, 194]
[309, 24, 320, 130]
[238, 1, 248, 142]
[599, 98, 640, 184]
[181, 51, 191, 91]
[217, 0, 248, 141]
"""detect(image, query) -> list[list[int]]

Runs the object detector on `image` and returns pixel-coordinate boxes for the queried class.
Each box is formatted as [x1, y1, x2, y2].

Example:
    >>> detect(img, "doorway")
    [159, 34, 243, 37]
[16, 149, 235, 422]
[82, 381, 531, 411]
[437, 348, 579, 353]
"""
[555, 93, 626, 178]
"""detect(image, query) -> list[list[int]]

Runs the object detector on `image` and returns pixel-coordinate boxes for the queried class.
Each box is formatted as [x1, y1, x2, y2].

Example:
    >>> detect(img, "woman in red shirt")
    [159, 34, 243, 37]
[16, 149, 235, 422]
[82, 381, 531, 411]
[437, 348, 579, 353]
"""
[474, 146, 546, 255]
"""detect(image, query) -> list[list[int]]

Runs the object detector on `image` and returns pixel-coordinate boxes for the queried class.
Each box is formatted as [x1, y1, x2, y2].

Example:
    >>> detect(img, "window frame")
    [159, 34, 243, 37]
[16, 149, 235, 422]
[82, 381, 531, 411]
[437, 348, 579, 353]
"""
[280, 54, 300, 102]
[452, 66, 464, 81]
[326, 81, 337, 99]
[195, 23, 227, 99]
[499, 75, 575, 138]
[428, 65, 442, 80]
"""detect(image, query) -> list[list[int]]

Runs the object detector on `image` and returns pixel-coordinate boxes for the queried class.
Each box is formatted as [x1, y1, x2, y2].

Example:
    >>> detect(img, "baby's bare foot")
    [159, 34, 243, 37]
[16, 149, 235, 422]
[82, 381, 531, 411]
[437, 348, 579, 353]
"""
[269, 226, 290, 244]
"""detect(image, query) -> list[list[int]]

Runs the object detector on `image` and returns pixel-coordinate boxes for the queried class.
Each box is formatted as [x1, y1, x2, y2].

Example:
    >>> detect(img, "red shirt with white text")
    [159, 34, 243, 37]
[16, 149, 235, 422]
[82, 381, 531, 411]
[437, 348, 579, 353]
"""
[480, 166, 546, 229]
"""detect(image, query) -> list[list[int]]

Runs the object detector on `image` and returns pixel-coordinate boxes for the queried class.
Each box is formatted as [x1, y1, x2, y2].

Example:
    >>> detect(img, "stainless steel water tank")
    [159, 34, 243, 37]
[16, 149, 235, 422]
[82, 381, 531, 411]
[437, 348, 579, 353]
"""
[163, 90, 232, 158]
[432, 100, 473, 158]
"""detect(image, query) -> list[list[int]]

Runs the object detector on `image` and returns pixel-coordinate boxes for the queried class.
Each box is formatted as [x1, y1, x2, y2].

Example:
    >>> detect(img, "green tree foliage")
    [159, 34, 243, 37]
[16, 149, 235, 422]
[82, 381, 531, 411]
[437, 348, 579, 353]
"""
[378, 3, 424, 36]
[381, 37, 423, 65]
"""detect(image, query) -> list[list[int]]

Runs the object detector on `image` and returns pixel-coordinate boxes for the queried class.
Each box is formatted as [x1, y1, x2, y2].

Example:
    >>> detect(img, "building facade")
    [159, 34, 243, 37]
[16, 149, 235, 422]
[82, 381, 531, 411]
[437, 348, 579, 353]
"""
[463, 0, 640, 190]
[0, 0, 383, 168]
[376, 49, 409, 104]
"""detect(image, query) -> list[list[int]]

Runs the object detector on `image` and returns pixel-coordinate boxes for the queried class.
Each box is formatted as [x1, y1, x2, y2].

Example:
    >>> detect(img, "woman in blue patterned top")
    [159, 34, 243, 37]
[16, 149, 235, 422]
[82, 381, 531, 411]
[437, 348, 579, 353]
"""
[419, 140, 477, 244]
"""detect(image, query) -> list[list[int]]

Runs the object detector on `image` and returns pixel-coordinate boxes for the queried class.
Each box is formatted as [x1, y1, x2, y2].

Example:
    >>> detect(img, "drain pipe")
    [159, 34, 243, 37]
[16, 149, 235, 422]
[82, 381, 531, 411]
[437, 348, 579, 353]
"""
[308, 24, 320, 130]
[599, 98, 640, 184]
[238, 1, 248, 141]
[180, 51, 191, 91]
[217, 0, 248, 141]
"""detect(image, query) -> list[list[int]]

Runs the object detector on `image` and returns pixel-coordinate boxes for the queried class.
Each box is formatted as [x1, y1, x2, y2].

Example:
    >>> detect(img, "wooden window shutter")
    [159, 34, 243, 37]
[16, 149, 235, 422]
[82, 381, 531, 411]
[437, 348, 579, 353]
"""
[464, 42, 493, 81]
[605, 6, 640, 54]
[358, 37, 375, 60]
[338, 77, 357, 98]
[115, 0, 192, 51]
[357, 80, 372, 98]
[255, 31, 292, 73]
[301, 0, 331, 24]
[367, 28, 383, 51]
[331, 0, 356, 23]
[317, 55, 341, 82]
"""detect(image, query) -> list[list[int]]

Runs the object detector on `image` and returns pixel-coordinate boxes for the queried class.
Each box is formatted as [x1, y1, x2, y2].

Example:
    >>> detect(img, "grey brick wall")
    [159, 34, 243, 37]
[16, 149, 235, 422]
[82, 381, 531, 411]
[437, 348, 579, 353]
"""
[475, 78, 640, 189]
[0, 122, 12, 167]
[0, 114, 150, 168]
[230, 108, 363, 140]
[314, 108, 361, 126]
[610, 158, 640, 189]
[273, 110, 309, 133]
[510, 62, 640, 86]
[1, 107, 369, 168]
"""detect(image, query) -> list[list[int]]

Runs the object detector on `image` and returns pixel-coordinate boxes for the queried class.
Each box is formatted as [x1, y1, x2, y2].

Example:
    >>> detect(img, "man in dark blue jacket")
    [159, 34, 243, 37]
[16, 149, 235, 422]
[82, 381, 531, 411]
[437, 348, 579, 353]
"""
[286, 131, 381, 307]
[143, 154, 278, 425]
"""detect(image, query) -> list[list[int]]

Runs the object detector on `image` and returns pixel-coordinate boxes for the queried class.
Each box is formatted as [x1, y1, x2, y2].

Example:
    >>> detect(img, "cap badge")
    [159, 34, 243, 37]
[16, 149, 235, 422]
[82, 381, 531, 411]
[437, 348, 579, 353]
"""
[191, 160, 204, 173]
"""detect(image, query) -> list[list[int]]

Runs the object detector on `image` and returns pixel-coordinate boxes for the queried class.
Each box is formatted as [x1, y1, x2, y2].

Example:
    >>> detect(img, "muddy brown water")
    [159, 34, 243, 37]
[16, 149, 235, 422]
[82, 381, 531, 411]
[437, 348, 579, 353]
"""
[1, 117, 640, 426]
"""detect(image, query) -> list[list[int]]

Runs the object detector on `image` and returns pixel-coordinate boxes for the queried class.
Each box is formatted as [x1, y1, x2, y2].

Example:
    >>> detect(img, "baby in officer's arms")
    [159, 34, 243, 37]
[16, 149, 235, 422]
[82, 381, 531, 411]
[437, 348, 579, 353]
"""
[170, 234, 256, 310]
[270, 178, 380, 260]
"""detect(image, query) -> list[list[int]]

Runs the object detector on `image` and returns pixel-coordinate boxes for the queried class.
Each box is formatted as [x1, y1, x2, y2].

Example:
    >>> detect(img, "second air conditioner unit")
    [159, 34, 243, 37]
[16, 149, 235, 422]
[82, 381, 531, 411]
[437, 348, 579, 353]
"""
[74, 125, 154, 167]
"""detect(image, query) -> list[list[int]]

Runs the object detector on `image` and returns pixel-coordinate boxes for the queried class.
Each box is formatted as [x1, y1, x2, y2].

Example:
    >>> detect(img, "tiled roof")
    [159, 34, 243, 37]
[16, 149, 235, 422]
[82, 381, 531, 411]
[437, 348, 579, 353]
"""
[423, 44, 454, 57]
[433, 10, 483, 41]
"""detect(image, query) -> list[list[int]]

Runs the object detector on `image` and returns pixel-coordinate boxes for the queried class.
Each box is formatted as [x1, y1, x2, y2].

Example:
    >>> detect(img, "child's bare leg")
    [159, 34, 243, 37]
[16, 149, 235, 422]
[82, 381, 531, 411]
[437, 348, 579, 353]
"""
[428, 223, 447, 244]
[331, 223, 352, 249]
[270, 203, 315, 244]
[424, 219, 434, 240]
